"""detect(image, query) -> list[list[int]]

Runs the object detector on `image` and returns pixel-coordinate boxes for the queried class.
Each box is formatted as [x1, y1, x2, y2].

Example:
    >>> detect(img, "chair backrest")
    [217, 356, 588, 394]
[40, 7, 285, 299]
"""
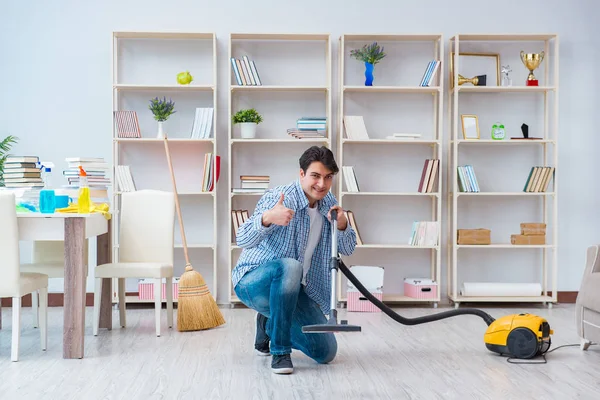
[0, 192, 20, 296]
[119, 190, 175, 264]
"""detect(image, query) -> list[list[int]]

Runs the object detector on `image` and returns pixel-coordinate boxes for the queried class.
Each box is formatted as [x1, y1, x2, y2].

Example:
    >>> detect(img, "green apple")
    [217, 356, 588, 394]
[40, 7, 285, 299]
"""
[177, 71, 193, 85]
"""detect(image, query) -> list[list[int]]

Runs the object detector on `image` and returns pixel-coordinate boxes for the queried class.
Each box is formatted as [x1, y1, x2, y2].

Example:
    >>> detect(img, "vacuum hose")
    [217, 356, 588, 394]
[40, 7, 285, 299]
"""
[338, 257, 496, 326]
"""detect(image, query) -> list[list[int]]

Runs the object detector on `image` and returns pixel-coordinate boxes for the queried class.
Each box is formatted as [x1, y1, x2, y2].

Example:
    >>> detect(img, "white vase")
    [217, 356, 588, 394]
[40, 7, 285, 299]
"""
[240, 122, 257, 139]
[157, 121, 164, 139]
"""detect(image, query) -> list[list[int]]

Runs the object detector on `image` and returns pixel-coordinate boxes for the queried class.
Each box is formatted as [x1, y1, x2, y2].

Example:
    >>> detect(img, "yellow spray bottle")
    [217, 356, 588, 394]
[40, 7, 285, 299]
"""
[77, 166, 91, 214]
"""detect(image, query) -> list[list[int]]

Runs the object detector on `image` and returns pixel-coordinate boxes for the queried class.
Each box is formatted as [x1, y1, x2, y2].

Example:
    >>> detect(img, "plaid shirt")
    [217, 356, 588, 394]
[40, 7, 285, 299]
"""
[231, 179, 357, 314]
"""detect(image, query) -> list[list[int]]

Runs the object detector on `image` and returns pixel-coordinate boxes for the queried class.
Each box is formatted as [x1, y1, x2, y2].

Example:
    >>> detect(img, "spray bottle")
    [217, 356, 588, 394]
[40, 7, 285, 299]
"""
[77, 166, 91, 214]
[39, 161, 56, 213]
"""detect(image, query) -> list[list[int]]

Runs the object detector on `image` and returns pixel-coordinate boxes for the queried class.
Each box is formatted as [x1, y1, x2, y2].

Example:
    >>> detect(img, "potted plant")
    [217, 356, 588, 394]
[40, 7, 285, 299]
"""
[149, 97, 176, 138]
[350, 42, 386, 86]
[232, 108, 263, 139]
[0, 135, 18, 187]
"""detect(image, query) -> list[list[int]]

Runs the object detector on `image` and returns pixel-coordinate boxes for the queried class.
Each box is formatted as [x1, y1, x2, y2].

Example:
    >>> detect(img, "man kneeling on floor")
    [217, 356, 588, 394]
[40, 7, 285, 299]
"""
[231, 146, 357, 374]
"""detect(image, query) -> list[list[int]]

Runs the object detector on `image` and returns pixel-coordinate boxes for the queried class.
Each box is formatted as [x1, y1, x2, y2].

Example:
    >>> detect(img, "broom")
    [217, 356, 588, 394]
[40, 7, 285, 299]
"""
[163, 134, 225, 331]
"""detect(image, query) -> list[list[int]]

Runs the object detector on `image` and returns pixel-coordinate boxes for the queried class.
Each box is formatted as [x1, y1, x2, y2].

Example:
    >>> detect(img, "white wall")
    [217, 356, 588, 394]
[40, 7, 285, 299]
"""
[1, 0, 598, 303]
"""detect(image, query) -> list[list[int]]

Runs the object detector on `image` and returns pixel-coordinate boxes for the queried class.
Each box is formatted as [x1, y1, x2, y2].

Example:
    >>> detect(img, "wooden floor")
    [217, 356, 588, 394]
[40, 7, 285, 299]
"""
[0, 303, 599, 399]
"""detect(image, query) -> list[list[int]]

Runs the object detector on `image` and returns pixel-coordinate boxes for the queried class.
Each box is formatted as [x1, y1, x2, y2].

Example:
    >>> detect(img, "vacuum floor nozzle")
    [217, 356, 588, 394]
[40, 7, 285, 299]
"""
[302, 320, 361, 333]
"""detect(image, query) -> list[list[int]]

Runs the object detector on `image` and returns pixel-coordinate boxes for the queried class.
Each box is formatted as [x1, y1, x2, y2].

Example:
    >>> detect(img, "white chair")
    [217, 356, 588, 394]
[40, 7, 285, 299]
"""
[0, 192, 48, 361]
[93, 190, 175, 337]
[20, 241, 88, 327]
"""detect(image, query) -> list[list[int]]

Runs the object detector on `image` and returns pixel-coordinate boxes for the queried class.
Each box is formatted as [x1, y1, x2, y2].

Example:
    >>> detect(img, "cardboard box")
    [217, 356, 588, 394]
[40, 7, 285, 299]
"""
[457, 228, 491, 245]
[511, 234, 546, 245]
[347, 291, 383, 312]
[520, 223, 546, 236]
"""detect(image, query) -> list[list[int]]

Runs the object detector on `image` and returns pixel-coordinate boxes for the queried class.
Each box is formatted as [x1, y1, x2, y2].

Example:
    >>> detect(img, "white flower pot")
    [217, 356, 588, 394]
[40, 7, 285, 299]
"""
[240, 122, 257, 139]
[157, 121, 164, 139]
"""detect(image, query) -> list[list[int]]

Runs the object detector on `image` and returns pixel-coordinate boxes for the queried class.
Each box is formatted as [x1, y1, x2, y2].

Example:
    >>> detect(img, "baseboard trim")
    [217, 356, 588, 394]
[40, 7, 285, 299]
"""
[0, 291, 581, 307]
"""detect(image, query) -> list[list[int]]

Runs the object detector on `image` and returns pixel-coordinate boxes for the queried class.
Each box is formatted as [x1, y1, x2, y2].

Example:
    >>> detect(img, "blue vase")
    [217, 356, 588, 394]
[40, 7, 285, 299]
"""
[364, 62, 374, 86]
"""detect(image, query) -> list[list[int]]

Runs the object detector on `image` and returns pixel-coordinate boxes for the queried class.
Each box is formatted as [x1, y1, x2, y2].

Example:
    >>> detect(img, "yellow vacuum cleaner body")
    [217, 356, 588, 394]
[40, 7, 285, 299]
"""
[484, 313, 553, 359]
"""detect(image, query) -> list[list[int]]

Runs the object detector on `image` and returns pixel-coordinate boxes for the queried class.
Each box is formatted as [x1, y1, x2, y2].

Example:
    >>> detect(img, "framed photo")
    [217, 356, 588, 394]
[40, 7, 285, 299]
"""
[450, 52, 500, 89]
[461, 114, 480, 140]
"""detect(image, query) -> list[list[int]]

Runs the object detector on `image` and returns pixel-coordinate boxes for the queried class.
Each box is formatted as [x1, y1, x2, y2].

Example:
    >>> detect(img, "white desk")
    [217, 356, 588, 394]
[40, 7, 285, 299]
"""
[16, 212, 113, 359]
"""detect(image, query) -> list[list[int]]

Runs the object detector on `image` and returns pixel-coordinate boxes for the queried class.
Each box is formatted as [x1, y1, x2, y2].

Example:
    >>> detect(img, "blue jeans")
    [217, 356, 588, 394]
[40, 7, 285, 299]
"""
[234, 257, 337, 363]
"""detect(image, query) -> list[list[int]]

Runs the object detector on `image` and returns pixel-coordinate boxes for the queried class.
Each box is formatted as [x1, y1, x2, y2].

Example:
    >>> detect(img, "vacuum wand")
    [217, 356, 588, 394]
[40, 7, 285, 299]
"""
[302, 209, 361, 333]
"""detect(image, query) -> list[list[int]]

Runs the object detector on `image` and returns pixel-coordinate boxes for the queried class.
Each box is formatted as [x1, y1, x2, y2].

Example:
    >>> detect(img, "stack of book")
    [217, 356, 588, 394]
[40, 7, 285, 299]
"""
[2, 156, 43, 188]
[63, 157, 111, 190]
[232, 175, 269, 194]
[287, 117, 326, 139]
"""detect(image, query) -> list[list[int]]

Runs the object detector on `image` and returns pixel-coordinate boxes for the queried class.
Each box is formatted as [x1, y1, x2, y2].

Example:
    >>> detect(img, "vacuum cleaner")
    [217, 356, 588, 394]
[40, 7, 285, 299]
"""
[302, 210, 553, 360]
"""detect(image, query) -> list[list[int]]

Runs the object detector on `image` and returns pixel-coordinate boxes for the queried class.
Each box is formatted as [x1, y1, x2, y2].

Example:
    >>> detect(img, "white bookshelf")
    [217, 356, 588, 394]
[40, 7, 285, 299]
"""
[447, 34, 558, 308]
[228, 33, 332, 304]
[111, 31, 218, 304]
[337, 34, 444, 307]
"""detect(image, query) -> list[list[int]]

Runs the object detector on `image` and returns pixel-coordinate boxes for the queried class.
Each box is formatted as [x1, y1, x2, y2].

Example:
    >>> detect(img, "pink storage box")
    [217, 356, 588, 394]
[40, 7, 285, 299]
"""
[138, 278, 179, 300]
[404, 278, 437, 299]
[347, 291, 383, 312]
[347, 265, 384, 313]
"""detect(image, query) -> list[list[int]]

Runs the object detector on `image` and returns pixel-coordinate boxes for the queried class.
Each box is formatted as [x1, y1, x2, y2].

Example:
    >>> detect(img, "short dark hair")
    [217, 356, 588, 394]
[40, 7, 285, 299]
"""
[299, 146, 339, 174]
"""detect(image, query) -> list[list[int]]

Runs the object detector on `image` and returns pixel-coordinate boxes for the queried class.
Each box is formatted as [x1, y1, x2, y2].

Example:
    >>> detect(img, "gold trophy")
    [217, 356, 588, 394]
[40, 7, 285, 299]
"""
[520, 51, 544, 86]
[458, 74, 487, 86]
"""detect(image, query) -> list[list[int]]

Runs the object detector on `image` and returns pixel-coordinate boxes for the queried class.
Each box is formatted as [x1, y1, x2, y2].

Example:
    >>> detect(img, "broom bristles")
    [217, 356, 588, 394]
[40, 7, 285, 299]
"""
[177, 264, 226, 331]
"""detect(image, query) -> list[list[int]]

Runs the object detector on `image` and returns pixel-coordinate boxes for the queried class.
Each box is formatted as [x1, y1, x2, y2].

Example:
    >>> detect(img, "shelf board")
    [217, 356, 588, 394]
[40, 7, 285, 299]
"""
[342, 191, 438, 196]
[231, 33, 329, 41]
[343, 34, 442, 42]
[114, 32, 214, 39]
[231, 192, 266, 196]
[114, 191, 214, 196]
[113, 243, 214, 249]
[355, 244, 439, 249]
[114, 84, 214, 91]
[231, 85, 328, 92]
[456, 192, 553, 196]
[454, 86, 555, 93]
[344, 86, 440, 93]
[339, 295, 439, 302]
[343, 139, 439, 145]
[174, 244, 214, 249]
[230, 138, 328, 144]
[455, 139, 555, 145]
[451, 34, 557, 41]
[114, 138, 214, 143]
[457, 244, 554, 249]
[451, 295, 553, 303]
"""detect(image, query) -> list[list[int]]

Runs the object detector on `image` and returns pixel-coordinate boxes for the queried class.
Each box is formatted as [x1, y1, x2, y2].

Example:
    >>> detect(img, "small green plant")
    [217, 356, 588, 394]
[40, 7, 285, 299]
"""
[232, 108, 263, 124]
[350, 42, 386, 65]
[148, 97, 176, 122]
[0, 135, 18, 187]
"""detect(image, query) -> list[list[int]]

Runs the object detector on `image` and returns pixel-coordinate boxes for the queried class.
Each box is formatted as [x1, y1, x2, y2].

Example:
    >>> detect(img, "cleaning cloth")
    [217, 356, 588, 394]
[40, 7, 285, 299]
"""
[56, 201, 112, 220]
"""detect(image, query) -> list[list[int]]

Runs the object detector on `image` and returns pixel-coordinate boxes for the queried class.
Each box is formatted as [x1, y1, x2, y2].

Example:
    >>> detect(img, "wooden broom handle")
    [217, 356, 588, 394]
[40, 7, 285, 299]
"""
[163, 136, 191, 267]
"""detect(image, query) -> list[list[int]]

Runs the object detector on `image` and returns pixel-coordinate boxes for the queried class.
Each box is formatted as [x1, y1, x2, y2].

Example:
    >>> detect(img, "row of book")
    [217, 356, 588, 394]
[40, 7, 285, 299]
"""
[202, 153, 221, 192]
[417, 159, 439, 193]
[457, 165, 480, 193]
[114, 109, 214, 139]
[191, 108, 214, 139]
[115, 165, 136, 192]
[231, 56, 262, 86]
[419, 60, 441, 87]
[409, 221, 440, 246]
[523, 166, 554, 192]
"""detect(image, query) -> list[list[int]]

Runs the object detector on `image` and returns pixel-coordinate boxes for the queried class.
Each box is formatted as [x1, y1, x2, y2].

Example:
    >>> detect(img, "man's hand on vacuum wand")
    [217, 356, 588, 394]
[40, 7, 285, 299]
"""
[328, 205, 347, 230]
[262, 193, 294, 227]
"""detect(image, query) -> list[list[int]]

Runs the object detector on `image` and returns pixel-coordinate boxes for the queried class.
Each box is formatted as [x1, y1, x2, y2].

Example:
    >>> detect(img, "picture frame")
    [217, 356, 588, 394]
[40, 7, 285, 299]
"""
[450, 52, 500, 89]
[461, 114, 480, 140]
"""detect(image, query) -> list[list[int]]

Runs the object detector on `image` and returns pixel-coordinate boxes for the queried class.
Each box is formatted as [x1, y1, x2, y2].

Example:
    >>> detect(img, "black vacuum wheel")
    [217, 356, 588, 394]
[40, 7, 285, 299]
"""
[506, 327, 540, 359]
